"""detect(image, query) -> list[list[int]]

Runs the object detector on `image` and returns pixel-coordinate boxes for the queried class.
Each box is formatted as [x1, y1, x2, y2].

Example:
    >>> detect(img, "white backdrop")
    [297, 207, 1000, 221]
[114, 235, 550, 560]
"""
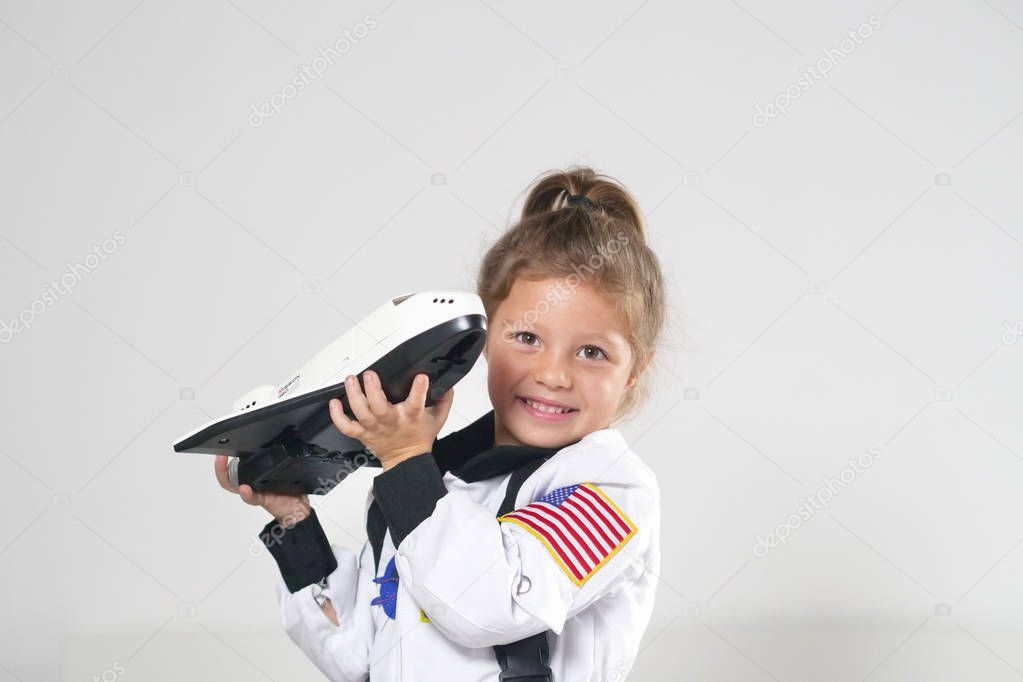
[1, 0, 1022, 680]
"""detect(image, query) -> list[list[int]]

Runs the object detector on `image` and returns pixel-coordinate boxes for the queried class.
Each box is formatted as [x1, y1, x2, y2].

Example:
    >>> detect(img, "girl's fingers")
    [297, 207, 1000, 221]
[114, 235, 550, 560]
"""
[238, 483, 253, 503]
[329, 397, 360, 436]
[362, 370, 390, 416]
[405, 373, 429, 414]
[433, 386, 455, 423]
[434, 386, 454, 408]
[344, 374, 374, 425]
[214, 454, 236, 492]
[239, 484, 265, 508]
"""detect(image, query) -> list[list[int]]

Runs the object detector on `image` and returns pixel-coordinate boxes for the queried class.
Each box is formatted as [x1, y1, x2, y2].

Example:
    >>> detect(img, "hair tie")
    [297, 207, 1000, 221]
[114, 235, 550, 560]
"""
[565, 194, 596, 211]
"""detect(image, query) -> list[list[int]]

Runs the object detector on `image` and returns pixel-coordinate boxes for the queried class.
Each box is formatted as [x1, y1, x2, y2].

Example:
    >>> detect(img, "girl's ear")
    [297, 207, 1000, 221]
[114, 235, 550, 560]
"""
[628, 351, 654, 387]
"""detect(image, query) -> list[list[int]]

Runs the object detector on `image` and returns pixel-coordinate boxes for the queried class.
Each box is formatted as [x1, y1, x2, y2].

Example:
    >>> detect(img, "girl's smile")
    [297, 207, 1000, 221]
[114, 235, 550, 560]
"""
[516, 395, 579, 421]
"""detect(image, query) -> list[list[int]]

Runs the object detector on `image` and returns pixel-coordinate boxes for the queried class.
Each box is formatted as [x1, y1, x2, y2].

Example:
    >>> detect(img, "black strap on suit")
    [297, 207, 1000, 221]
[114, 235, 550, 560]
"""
[490, 456, 555, 682]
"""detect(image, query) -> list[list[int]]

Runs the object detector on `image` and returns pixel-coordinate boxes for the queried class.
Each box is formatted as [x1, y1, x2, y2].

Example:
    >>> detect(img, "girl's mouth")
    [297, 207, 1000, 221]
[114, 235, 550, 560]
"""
[517, 397, 578, 421]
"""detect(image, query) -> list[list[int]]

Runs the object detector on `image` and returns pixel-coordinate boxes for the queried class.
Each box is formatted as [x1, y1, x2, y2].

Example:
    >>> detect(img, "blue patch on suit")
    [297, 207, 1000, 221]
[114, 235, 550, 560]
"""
[371, 556, 398, 619]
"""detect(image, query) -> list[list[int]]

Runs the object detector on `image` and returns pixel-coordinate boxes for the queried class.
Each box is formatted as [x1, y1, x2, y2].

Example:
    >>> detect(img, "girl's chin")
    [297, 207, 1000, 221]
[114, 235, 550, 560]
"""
[508, 429, 574, 450]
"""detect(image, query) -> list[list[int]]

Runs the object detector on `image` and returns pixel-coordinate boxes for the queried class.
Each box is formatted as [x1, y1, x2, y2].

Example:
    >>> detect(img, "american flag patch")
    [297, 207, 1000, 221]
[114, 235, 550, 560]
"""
[499, 483, 637, 587]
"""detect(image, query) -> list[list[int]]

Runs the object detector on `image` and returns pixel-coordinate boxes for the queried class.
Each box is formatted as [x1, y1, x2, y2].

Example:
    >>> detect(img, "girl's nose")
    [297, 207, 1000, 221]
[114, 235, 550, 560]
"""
[533, 358, 571, 388]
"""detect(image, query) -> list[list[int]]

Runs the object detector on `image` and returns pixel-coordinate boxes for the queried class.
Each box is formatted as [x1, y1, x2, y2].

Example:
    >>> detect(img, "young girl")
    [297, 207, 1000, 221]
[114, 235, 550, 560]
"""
[215, 165, 667, 681]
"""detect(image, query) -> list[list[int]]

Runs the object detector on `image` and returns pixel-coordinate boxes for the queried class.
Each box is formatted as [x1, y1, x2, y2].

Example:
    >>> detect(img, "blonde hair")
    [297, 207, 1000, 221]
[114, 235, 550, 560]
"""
[476, 165, 667, 424]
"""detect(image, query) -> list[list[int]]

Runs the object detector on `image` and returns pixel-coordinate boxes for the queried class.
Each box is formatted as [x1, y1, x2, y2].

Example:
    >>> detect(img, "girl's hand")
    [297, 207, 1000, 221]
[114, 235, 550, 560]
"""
[328, 370, 454, 471]
[214, 454, 311, 526]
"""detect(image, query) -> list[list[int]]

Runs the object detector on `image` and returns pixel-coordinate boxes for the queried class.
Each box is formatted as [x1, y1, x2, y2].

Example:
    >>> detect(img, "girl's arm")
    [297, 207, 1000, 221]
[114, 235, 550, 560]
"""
[258, 506, 339, 624]
[261, 509, 377, 680]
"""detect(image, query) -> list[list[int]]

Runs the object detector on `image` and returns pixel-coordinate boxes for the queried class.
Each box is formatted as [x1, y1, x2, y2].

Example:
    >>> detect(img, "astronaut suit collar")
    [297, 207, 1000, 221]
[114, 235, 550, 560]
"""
[433, 408, 581, 482]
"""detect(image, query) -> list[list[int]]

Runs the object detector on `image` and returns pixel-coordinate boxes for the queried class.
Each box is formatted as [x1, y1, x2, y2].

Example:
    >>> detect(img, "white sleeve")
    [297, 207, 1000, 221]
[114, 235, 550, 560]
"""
[375, 455, 659, 649]
[275, 540, 377, 681]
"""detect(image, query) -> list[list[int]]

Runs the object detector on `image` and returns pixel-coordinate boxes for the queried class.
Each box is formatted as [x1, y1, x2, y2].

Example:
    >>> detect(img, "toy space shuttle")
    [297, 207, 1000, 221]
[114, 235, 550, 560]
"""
[173, 291, 487, 494]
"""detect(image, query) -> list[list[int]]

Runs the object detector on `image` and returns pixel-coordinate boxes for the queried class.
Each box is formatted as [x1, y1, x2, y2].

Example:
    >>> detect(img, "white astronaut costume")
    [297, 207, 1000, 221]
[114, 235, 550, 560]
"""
[258, 408, 661, 681]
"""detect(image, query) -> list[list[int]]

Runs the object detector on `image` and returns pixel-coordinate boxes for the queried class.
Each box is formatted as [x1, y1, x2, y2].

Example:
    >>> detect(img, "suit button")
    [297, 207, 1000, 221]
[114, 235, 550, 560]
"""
[517, 575, 531, 594]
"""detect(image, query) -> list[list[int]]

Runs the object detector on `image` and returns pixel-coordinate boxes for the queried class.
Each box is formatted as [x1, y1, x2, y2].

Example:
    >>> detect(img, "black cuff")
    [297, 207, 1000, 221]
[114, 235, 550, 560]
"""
[372, 453, 448, 547]
[260, 508, 338, 593]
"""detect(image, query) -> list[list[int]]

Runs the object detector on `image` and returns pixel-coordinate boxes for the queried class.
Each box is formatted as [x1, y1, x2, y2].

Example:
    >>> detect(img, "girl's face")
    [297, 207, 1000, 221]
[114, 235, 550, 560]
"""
[482, 276, 642, 449]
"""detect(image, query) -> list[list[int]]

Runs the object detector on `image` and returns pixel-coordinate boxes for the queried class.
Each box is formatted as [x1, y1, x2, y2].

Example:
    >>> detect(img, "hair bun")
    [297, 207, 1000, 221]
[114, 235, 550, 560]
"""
[520, 165, 646, 241]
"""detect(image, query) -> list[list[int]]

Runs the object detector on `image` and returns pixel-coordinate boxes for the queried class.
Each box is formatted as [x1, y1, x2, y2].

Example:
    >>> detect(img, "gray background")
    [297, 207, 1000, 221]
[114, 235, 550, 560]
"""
[1, 0, 1022, 680]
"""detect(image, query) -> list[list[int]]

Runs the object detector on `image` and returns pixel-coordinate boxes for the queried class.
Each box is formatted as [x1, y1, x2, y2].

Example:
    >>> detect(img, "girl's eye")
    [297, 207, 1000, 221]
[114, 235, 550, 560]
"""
[511, 333, 608, 361]
[512, 331, 539, 346]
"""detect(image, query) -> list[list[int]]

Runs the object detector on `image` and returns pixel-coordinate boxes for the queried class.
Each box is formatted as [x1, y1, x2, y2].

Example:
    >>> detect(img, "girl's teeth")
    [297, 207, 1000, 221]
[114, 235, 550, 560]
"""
[525, 399, 570, 414]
